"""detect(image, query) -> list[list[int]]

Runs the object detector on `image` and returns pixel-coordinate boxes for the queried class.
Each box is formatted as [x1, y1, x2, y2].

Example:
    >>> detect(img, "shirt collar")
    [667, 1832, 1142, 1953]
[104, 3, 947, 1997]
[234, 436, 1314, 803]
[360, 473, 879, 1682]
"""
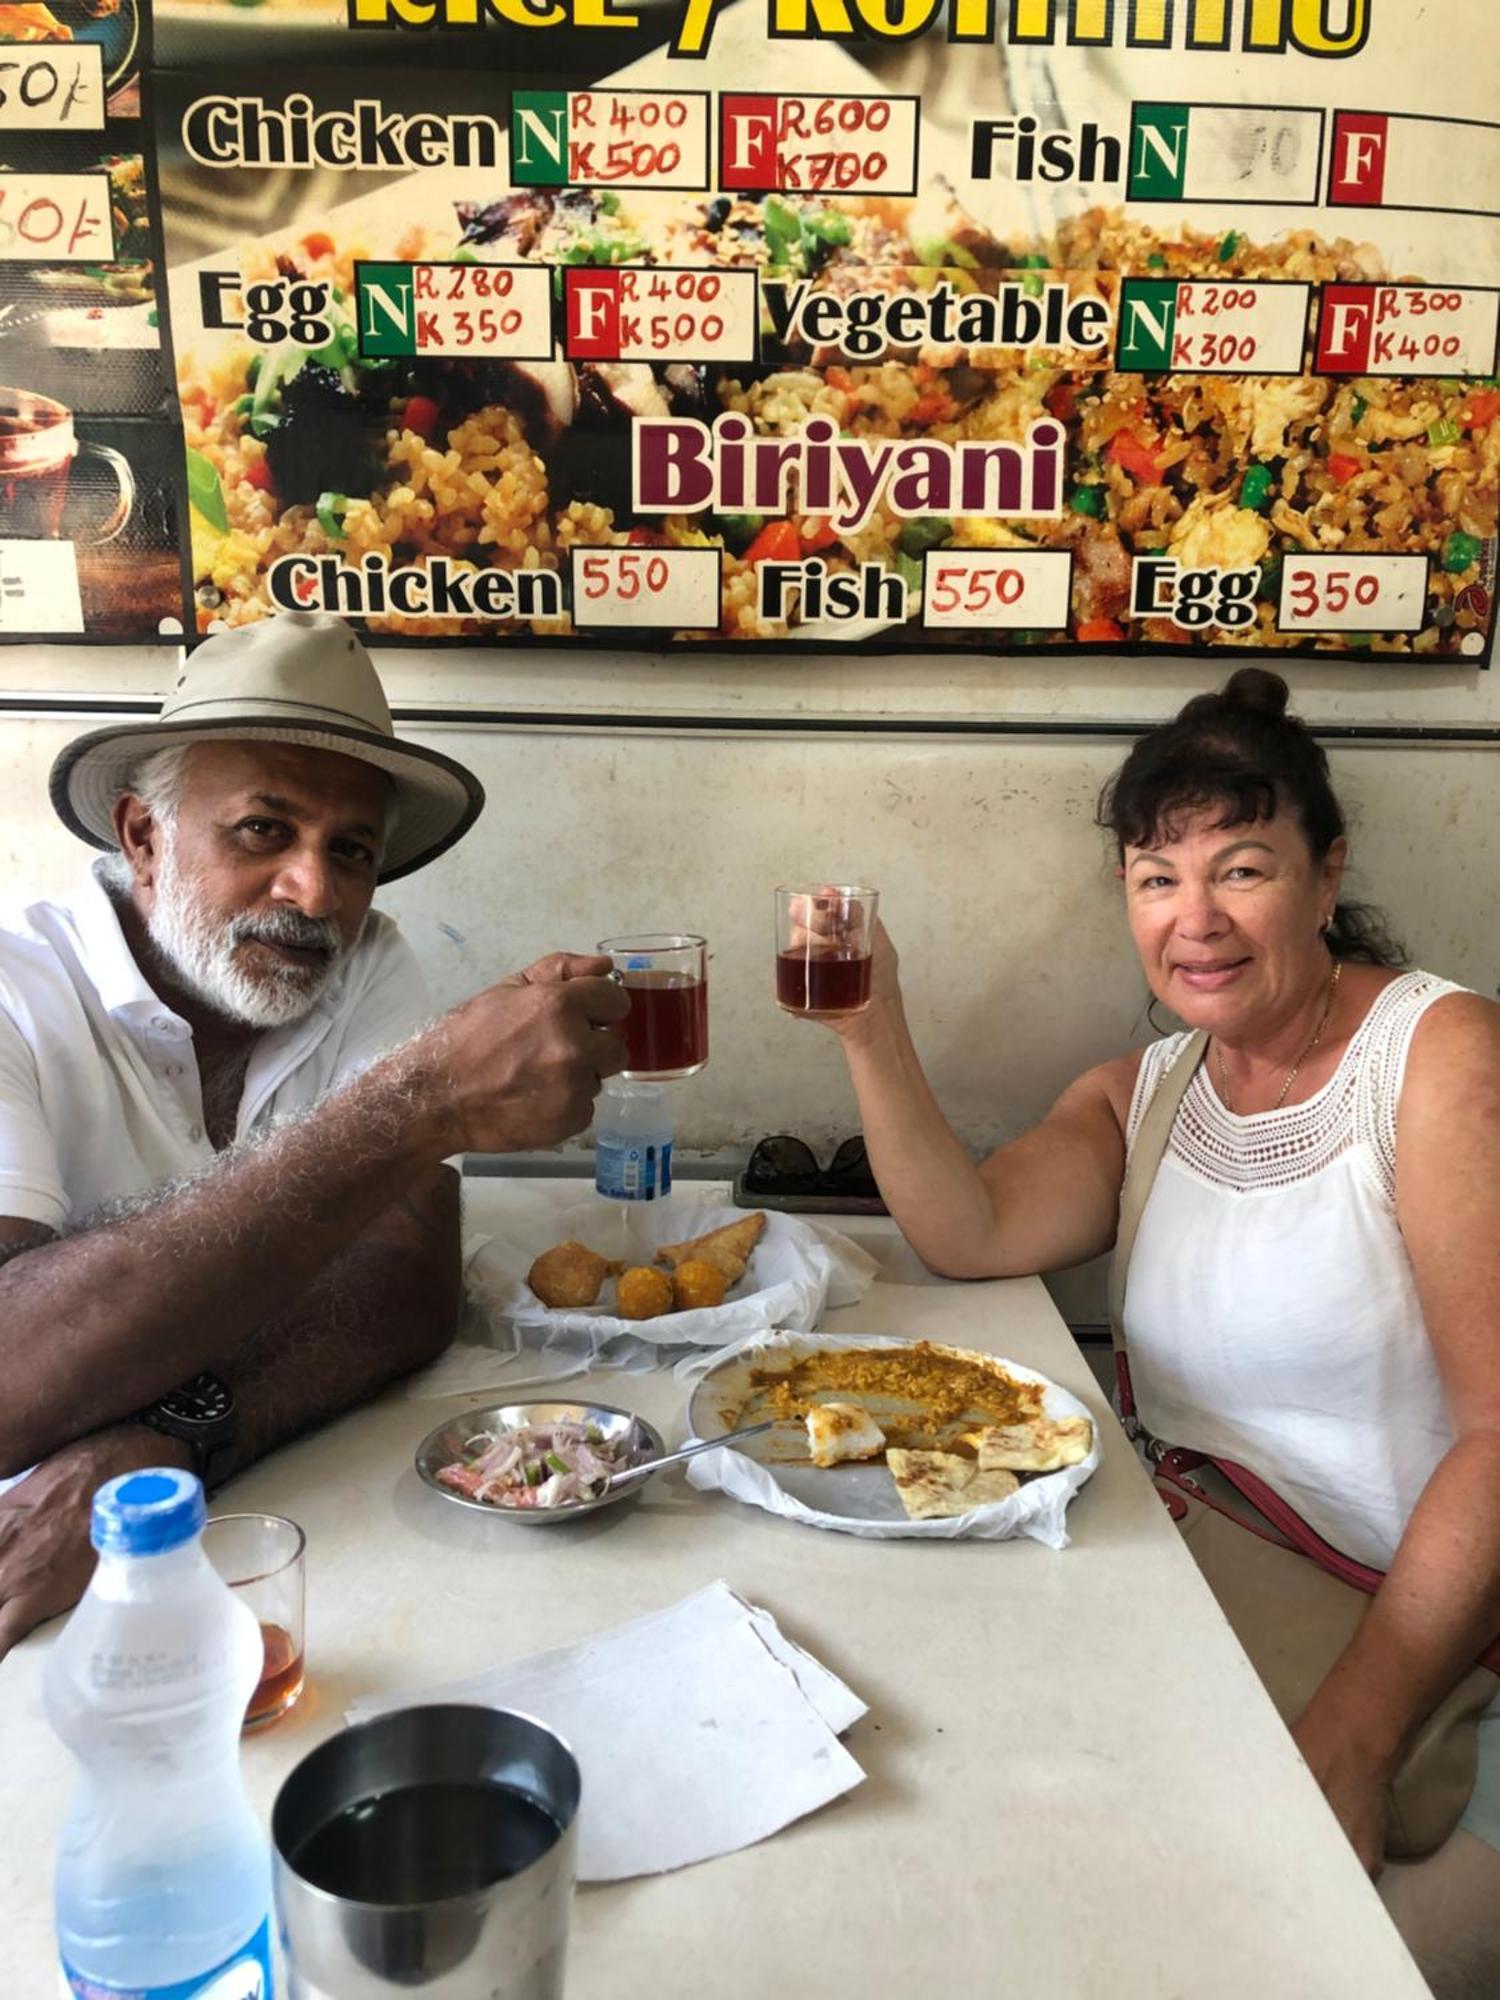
[75, 860, 181, 1026]
[73, 858, 360, 1046]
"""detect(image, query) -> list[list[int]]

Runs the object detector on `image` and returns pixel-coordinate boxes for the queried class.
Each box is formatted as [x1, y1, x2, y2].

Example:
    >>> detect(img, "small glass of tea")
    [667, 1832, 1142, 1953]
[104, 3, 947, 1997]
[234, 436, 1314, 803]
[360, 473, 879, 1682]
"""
[202, 1513, 307, 1730]
[597, 932, 709, 1079]
[774, 886, 879, 1016]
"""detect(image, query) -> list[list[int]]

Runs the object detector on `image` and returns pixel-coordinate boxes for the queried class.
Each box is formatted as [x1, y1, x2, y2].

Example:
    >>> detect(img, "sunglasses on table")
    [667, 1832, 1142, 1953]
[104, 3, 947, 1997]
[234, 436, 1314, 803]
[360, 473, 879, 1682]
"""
[733, 1134, 887, 1214]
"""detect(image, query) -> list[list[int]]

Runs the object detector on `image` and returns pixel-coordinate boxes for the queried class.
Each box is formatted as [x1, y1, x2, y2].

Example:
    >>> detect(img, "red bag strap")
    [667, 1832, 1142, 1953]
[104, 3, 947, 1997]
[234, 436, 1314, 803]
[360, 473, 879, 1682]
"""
[1158, 1449, 1500, 1675]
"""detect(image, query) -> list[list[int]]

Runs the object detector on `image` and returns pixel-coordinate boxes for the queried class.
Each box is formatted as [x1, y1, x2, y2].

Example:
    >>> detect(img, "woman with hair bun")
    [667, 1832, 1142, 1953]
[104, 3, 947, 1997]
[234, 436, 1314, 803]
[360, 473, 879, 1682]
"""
[800, 667, 1500, 1992]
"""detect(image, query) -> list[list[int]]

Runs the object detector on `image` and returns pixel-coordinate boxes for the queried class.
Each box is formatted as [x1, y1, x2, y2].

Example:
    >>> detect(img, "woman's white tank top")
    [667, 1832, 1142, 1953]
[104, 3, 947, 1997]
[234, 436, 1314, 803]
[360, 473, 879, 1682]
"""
[1123, 970, 1467, 1570]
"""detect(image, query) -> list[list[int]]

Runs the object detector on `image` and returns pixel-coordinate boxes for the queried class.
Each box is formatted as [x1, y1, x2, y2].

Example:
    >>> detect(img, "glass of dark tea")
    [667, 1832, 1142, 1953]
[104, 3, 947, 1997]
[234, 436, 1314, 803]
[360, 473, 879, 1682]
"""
[0, 387, 135, 542]
[202, 1513, 307, 1730]
[775, 886, 879, 1016]
[598, 932, 708, 1079]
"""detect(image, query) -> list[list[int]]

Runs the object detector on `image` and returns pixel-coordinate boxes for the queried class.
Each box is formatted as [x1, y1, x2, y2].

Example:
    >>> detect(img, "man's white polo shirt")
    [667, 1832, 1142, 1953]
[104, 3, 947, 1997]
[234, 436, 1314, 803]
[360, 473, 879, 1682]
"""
[0, 862, 434, 1233]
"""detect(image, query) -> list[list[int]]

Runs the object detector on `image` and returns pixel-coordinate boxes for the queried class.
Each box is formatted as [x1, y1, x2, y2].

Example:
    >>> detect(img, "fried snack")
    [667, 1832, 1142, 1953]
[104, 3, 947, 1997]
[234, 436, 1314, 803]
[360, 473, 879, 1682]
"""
[615, 1265, 676, 1321]
[806, 1402, 885, 1468]
[887, 1450, 1020, 1521]
[672, 1258, 730, 1311]
[965, 1415, 1094, 1473]
[527, 1240, 611, 1309]
[654, 1213, 766, 1284]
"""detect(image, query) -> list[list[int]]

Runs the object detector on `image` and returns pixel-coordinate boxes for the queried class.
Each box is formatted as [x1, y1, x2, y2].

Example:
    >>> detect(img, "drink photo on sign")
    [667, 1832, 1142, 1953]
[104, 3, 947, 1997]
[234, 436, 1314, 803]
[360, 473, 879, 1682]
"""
[0, 392, 182, 641]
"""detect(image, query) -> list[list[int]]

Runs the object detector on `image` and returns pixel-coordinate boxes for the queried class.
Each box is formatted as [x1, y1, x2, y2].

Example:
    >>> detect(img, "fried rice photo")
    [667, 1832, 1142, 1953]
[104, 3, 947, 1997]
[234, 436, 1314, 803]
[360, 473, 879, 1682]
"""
[178, 182, 1498, 653]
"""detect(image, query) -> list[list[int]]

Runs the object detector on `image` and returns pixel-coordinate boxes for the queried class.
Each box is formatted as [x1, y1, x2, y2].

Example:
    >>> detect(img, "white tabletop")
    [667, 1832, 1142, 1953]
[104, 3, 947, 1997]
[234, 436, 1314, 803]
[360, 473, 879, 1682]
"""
[0, 1182, 1429, 1997]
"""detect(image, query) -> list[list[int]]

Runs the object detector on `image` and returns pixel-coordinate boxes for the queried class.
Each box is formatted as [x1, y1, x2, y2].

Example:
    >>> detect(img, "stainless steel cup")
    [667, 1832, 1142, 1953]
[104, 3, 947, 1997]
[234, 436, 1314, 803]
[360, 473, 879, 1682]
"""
[271, 1704, 580, 1998]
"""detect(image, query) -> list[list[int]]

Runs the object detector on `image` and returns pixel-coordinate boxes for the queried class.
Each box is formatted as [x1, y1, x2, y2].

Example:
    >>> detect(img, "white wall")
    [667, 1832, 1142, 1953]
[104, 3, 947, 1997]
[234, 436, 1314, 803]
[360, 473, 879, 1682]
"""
[2, 641, 1496, 1321]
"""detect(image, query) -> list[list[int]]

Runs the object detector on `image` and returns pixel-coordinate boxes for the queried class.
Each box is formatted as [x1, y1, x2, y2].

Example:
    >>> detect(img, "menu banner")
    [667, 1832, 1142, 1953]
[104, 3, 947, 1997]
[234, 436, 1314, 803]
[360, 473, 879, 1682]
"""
[0, 0, 1496, 660]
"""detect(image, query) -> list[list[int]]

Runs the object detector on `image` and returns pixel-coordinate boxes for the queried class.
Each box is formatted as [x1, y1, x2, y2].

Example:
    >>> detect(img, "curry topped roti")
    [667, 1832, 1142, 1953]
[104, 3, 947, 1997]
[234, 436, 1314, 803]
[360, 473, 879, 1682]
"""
[731, 1339, 1048, 1454]
[686, 1333, 1100, 1536]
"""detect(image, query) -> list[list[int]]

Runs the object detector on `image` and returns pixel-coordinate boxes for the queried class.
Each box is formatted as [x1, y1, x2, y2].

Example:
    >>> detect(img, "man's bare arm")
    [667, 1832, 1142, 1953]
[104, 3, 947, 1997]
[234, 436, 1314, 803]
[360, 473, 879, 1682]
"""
[0, 1166, 461, 1659]
[0, 960, 627, 1476]
[225, 1161, 463, 1473]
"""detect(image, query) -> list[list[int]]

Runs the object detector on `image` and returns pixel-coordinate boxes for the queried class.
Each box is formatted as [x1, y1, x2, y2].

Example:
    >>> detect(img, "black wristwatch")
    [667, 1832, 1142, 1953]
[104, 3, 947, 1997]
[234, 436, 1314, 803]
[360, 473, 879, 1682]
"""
[136, 1372, 238, 1495]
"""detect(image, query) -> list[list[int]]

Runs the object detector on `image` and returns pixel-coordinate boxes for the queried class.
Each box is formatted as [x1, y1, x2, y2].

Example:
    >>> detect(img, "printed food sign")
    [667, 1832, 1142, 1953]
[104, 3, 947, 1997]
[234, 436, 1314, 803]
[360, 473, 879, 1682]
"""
[0, 0, 1494, 658]
[0, 0, 182, 642]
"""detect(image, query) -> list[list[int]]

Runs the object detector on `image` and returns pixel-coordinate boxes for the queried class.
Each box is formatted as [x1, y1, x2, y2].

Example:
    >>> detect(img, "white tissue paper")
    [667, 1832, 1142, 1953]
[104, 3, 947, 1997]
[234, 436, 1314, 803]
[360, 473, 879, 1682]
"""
[470, 1198, 878, 1351]
[345, 1580, 866, 1880]
[675, 1330, 1101, 1546]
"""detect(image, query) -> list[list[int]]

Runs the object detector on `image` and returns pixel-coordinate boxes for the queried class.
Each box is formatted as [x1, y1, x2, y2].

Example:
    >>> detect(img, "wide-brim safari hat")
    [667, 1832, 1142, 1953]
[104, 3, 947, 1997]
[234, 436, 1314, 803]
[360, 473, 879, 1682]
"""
[50, 614, 484, 883]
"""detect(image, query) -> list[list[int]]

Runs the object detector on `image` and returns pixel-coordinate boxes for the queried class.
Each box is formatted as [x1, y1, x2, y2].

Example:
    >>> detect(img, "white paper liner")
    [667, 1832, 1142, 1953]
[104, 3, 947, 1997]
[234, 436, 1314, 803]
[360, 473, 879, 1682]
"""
[467, 1198, 879, 1351]
[345, 1580, 866, 1881]
[675, 1330, 1101, 1545]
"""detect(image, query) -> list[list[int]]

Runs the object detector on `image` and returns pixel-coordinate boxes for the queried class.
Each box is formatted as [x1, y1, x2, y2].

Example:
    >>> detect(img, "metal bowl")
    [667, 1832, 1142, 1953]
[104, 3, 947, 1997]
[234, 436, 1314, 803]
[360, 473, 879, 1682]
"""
[415, 1402, 667, 1525]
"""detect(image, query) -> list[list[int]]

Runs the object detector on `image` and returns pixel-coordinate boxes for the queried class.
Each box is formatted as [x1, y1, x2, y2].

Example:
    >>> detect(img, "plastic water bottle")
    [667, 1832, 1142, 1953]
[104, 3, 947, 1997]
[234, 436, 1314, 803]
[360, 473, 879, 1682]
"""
[45, 1466, 275, 2000]
[594, 1079, 674, 1206]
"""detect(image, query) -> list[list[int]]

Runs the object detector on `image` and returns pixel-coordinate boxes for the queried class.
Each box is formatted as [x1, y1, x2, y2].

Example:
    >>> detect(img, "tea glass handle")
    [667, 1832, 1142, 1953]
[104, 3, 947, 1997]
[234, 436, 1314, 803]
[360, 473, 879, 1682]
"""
[77, 442, 136, 547]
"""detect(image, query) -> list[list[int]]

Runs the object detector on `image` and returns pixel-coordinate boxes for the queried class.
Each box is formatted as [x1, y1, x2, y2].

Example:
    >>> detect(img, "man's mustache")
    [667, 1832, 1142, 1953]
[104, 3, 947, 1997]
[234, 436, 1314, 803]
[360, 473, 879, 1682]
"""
[230, 908, 343, 959]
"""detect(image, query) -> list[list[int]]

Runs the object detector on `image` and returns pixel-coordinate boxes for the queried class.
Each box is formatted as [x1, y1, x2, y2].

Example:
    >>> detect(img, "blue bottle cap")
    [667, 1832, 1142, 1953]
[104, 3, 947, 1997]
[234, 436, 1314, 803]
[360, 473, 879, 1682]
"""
[91, 1466, 206, 1556]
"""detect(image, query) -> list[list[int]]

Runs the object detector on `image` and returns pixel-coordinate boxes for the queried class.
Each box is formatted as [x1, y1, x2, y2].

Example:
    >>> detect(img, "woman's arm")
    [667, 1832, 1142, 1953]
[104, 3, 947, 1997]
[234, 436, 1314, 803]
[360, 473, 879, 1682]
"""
[825, 926, 1135, 1278]
[1293, 992, 1500, 1872]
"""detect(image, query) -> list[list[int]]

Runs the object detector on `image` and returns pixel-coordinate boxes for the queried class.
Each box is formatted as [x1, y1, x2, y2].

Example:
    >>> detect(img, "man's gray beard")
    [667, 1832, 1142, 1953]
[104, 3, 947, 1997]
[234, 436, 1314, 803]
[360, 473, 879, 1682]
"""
[146, 838, 353, 1029]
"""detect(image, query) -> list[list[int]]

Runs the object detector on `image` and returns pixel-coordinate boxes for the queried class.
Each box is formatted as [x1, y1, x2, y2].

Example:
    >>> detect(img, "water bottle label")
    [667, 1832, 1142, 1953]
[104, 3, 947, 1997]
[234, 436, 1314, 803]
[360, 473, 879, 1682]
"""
[61, 1916, 273, 2000]
[595, 1138, 672, 1202]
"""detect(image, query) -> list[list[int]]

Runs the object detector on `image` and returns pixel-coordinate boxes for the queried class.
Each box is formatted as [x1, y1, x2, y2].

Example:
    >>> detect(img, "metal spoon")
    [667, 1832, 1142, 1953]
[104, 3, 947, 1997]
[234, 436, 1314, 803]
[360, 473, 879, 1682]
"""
[607, 1420, 775, 1491]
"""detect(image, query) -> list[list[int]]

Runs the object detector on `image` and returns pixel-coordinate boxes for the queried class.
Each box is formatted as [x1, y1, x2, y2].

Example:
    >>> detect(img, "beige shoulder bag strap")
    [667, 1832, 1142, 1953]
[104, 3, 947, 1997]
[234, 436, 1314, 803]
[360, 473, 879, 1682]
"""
[1107, 1031, 1209, 1423]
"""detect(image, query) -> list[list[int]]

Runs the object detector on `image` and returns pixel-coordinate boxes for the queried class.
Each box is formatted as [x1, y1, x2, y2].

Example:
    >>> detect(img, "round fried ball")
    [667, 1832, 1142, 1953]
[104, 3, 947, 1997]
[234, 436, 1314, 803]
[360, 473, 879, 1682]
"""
[672, 1258, 729, 1311]
[615, 1265, 675, 1320]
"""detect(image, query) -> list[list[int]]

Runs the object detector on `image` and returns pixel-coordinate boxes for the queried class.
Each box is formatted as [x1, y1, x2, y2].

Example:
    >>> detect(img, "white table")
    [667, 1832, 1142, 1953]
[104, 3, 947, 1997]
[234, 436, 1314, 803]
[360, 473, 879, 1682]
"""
[0, 1182, 1430, 1997]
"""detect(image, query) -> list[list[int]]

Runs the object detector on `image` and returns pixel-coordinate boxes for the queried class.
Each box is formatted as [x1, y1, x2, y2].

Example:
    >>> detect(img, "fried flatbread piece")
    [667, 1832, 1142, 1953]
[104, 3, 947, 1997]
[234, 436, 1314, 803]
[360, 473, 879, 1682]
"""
[654, 1212, 765, 1284]
[806, 1402, 886, 1468]
[886, 1449, 1019, 1521]
[527, 1240, 611, 1309]
[965, 1415, 1094, 1474]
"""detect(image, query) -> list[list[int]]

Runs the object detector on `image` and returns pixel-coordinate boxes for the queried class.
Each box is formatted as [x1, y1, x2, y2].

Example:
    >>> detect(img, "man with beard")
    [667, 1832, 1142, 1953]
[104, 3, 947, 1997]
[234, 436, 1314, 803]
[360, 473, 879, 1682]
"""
[0, 613, 629, 1654]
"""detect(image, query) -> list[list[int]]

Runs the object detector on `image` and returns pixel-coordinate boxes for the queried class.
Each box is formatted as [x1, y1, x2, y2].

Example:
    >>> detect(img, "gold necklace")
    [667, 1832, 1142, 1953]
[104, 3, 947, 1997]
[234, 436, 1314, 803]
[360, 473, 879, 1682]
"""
[1214, 959, 1343, 1115]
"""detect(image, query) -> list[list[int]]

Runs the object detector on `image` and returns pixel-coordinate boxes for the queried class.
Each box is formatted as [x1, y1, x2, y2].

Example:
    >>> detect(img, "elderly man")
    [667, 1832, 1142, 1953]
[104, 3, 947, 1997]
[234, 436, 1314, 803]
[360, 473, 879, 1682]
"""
[0, 613, 629, 1656]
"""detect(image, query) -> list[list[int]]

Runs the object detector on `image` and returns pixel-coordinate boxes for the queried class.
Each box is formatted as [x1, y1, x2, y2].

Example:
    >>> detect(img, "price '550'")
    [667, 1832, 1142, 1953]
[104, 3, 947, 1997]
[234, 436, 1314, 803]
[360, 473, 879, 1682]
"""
[580, 552, 670, 599]
[930, 564, 1026, 617]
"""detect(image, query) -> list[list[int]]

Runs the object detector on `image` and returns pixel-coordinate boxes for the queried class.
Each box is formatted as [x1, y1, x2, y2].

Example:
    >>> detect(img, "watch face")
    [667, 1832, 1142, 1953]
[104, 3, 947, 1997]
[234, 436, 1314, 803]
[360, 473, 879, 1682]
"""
[159, 1372, 233, 1427]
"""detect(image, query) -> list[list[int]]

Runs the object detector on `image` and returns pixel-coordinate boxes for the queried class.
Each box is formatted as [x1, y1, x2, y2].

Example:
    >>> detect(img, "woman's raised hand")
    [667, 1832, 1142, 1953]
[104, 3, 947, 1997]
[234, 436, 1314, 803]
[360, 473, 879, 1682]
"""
[782, 887, 901, 1037]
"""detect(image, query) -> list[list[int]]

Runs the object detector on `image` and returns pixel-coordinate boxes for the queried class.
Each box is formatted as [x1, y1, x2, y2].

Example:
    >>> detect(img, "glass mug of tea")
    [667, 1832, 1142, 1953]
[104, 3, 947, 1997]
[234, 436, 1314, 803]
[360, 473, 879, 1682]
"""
[0, 387, 136, 543]
[774, 887, 879, 1016]
[597, 933, 708, 1080]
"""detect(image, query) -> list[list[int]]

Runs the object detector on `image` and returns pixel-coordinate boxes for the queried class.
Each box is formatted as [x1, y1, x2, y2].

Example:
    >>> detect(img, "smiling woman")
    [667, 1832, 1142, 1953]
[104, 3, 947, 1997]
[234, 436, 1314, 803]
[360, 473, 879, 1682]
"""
[780, 666, 1500, 1988]
[1099, 664, 1406, 983]
[1094, 667, 1411, 1118]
